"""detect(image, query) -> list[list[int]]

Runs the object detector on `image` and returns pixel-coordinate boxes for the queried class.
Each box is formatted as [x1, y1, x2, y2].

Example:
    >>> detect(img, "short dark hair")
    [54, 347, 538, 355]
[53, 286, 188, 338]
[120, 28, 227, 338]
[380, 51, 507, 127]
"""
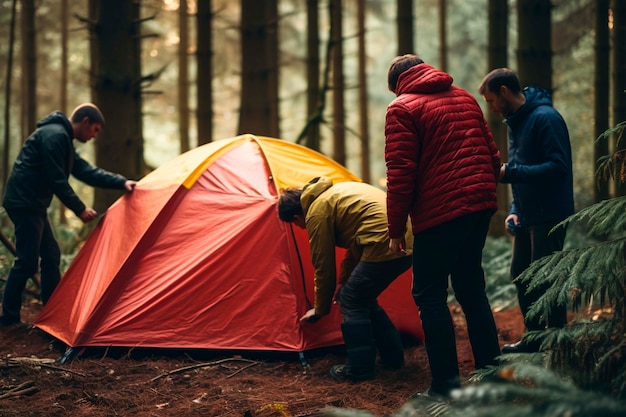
[277, 188, 304, 222]
[387, 54, 424, 94]
[70, 103, 105, 126]
[478, 68, 522, 95]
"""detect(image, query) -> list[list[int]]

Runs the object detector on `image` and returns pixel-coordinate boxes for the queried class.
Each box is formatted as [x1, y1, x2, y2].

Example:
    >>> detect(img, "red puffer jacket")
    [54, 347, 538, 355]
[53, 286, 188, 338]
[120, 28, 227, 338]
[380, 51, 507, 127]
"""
[385, 64, 501, 237]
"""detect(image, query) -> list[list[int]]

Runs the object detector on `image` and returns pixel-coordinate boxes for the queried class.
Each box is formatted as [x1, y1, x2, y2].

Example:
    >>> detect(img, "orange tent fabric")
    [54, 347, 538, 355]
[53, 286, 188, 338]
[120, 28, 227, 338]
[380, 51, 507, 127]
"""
[35, 135, 423, 353]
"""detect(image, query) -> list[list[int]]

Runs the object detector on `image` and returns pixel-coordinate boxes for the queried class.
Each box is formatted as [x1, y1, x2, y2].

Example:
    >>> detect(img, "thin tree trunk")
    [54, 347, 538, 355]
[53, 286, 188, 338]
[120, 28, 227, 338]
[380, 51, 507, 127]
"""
[21, 0, 37, 135]
[330, 0, 345, 166]
[517, 0, 552, 91]
[397, 0, 414, 55]
[3, 0, 17, 193]
[612, 0, 626, 195]
[196, 0, 213, 145]
[438, 0, 447, 72]
[305, 0, 321, 151]
[487, 0, 509, 236]
[57, 0, 69, 225]
[179, 0, 190, 153]
[595, 0, 610, 201]
[357, 0, 370, 182]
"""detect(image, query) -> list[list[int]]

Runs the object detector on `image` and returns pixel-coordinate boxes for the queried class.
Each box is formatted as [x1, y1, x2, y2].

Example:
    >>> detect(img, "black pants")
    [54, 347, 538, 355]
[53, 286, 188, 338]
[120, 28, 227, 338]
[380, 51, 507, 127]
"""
[339, 256, 412, 322]
[1, 209, 61, 320]
[412, 210, 500, 394]
[510, 222, 567, 330]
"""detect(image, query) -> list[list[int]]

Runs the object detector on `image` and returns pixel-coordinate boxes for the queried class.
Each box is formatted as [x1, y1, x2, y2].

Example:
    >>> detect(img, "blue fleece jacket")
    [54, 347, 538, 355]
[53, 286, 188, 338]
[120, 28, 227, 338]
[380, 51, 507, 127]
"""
[500, 86, 575, 226]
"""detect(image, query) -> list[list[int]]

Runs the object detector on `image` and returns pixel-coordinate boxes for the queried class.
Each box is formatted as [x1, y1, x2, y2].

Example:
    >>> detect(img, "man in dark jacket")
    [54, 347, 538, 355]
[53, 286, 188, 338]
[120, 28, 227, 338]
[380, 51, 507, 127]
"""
[479, 68, 574, 353]
[385, 54, 502, 397]
[0, 103, 136, 326]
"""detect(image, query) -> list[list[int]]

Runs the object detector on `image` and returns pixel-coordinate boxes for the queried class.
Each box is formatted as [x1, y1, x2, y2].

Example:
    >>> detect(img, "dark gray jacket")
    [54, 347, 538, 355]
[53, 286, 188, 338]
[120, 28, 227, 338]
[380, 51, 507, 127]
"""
[3, 112, 128, 216]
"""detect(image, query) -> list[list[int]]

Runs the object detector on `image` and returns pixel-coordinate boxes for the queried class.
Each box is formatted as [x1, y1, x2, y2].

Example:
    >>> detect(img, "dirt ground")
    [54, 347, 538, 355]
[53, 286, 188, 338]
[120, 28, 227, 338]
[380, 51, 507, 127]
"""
[0, 301, 523, 417]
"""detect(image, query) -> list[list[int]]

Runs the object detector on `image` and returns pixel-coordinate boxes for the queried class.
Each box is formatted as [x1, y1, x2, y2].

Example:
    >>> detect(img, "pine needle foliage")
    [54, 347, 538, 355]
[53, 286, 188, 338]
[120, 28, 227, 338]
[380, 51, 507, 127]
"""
[512, 122, 626, 398]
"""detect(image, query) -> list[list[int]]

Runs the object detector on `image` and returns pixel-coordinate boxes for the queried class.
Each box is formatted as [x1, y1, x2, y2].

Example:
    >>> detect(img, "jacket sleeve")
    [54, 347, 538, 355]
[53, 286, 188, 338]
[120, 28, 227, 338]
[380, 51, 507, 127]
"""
[72, 152, 128, 189]
[41, 132, 86, 216]
[306, 213, 337, 316]
[384, 101, 419, 238]
[501, 112, 570, 186]
[480, 116, 502, 181]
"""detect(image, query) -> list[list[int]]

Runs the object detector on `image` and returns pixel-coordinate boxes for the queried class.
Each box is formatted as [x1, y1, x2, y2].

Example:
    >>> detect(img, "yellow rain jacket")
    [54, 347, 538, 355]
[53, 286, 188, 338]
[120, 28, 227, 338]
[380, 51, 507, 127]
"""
[300, 176, 413, 316]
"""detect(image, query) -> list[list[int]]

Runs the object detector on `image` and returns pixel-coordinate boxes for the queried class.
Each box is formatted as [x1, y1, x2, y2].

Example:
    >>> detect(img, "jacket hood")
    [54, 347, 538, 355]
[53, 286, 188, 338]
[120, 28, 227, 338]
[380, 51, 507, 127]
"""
[506, 86, 553, 127]
[37, 111, 73, 137]
[395, 63, 454, 95]
[300, 176, 333, 215]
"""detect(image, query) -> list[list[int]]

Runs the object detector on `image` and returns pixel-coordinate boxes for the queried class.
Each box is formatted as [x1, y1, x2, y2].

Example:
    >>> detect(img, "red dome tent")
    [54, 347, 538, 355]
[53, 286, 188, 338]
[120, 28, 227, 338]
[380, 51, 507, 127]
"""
[35, 135, 422, 358]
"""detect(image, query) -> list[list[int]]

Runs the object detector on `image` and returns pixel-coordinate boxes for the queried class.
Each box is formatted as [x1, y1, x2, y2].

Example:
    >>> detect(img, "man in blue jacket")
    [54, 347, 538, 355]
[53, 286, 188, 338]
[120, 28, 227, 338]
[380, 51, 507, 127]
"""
[0, 103, 136, 326]
[479, 68, 574, 353]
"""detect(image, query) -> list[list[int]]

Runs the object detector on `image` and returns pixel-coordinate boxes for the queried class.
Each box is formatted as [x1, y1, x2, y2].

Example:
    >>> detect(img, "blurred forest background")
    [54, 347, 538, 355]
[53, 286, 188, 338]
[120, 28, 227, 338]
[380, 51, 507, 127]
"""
[1, 0, 624, 220]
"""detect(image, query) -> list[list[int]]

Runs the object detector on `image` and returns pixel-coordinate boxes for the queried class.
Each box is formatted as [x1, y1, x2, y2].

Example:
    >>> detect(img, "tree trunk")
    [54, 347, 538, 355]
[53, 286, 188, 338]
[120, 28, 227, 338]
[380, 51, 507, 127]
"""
[487, 0, 509, 236]
[196, 0, 213, 145]
[179, 0, 190, 153]
[595, 0, 610, 201]
[90, 0, 144, 213]
[21, 0, 37, 136]
[357, 0, 370, 182]
[2, 0, 18, 193]
[58, 0, 70, 225]
[612, 0, 626, 195]
[517, 0, 552, 91]
[238, 0, 280, 138]
[305, 0, 321, 152]
[397, 0, 414, 55]
[438, 0, 447, 72]
[330, 0, 345, 166]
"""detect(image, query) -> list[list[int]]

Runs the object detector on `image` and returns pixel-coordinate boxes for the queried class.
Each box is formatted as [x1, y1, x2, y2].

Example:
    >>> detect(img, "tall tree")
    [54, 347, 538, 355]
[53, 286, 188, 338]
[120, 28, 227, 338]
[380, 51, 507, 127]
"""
[3, 0, 18, 192]
[486, 0, 509, 236]
[179, 0, 190, 153]
[613, 0, 626, 196]
[357, 0, 370, 182]
[238, 0, 280, 137]
[58, 0, 70, 225]
[397, 0, 414, 55]
[196, 0, 213, 145]
[438, 0, 447, 72]
[517, 0, 552, 90]
[21, 0, 37, 136]
[595, 0, 610, 201]
[330, 0, 345, 166]
[88, 0, 144, 213]
[305, 0, 321, 152]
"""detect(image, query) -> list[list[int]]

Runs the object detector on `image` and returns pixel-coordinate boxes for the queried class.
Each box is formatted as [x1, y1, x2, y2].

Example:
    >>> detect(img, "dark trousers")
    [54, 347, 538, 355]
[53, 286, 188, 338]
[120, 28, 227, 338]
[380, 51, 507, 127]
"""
[339, 256, 412, 322]
[1, 209, 61, 320]
[412, 210, 501, 394]
[510, 222, 567, 330]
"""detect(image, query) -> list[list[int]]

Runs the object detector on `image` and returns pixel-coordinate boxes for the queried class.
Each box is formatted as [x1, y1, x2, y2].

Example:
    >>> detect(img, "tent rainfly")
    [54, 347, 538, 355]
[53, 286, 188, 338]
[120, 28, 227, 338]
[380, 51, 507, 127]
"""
[35, 135, 423, 359]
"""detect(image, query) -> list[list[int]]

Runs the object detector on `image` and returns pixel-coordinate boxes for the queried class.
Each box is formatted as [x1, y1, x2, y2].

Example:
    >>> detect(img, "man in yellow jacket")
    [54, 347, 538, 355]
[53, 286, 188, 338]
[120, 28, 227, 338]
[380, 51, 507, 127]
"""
[277, 176, 413, 382]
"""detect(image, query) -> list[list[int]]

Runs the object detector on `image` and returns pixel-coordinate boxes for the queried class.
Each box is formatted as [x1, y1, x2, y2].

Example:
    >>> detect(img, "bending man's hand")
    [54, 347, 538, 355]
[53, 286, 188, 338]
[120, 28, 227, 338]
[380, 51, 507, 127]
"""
[299, 308, 321, 323]
[389, 237, 407, 254]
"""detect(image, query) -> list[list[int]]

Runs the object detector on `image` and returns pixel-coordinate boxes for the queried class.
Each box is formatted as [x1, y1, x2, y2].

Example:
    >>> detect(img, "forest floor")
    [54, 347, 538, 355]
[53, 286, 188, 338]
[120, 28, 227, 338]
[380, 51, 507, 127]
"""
[0, 300, 523, 417]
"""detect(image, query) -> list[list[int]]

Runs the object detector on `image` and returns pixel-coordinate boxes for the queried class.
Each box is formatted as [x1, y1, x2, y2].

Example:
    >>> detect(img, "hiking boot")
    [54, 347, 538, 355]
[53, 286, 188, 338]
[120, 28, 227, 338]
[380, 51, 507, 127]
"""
[329, 364, 375, 382]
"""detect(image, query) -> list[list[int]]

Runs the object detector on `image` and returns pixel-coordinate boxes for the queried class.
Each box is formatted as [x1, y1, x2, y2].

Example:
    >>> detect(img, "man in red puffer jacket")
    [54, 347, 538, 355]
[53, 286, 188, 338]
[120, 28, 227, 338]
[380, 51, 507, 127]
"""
[384, 54, 502, 398]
